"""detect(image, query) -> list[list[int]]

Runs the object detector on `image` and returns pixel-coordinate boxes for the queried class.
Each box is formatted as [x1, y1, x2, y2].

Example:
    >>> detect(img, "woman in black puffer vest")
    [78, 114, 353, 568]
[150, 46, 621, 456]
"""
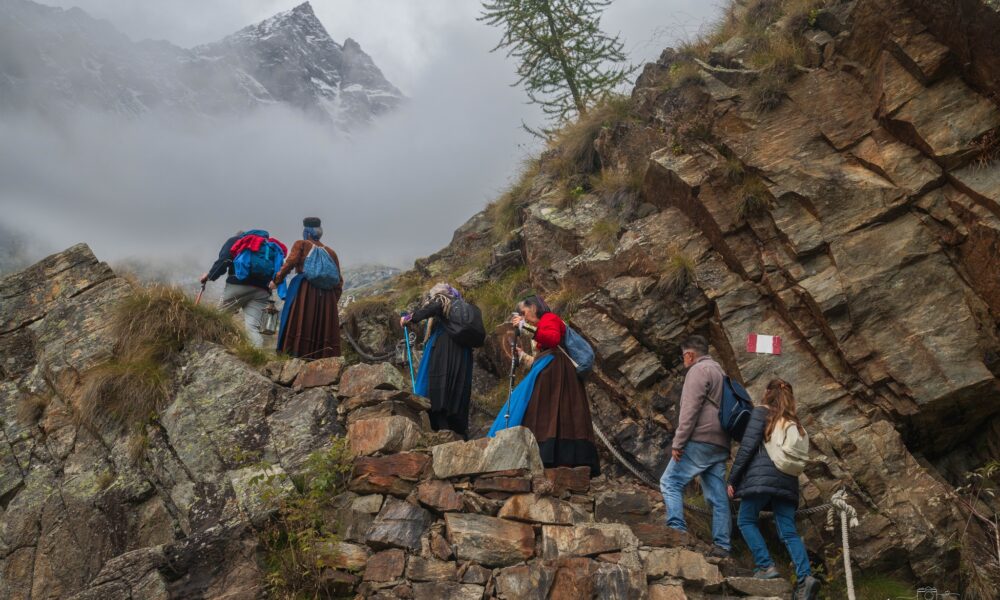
[727, 379, 820, 600]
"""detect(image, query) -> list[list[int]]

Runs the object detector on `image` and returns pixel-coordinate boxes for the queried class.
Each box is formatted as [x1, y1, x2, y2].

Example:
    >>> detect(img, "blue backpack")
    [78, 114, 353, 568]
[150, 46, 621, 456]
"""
[562, 326, 595, 376]
[303, 244, 341, 290]
[717, 376, 754, 441]
[232, 230, 279, 282]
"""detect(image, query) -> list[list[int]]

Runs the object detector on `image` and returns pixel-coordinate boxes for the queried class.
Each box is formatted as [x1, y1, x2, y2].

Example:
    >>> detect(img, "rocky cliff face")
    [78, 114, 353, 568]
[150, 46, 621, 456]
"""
[0, 245, 789, 600]
[368, 0, 1000, 592]
[3, 0, 1000, 596]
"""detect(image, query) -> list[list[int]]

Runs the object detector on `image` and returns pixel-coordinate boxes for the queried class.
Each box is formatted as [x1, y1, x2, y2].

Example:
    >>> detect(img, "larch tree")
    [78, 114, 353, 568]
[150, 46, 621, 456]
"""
[479, 0, 635, 131]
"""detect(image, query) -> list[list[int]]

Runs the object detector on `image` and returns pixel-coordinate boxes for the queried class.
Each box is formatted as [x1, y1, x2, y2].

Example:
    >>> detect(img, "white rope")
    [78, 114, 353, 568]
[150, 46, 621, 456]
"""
[826, 489, 859, 600]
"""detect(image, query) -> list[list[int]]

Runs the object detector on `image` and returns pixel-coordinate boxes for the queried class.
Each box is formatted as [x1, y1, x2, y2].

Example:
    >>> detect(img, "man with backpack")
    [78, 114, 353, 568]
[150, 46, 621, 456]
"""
[199, 229, 286, 348]
[659, 335, 733, 558]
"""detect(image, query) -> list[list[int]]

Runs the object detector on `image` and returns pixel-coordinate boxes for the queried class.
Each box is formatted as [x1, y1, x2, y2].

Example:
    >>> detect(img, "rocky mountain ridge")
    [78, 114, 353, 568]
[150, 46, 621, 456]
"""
[0, 0, 403, 130]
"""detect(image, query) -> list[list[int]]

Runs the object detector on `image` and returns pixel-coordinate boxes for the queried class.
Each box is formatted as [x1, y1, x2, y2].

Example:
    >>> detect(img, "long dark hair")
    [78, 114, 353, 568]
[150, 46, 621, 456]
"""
[762, 378, 805, 442]
[518, 294, 550, 317]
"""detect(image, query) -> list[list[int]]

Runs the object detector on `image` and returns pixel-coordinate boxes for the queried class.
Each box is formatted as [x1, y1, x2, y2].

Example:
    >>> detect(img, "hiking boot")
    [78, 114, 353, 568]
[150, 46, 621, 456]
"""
[753, 565, 781, 579]
[794, 575, 821, 600]
[707, 545, 730, 559]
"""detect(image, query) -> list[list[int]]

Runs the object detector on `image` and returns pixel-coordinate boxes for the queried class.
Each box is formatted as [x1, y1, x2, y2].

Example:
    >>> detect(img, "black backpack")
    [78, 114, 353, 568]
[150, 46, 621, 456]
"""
[444, 299, 486, 348]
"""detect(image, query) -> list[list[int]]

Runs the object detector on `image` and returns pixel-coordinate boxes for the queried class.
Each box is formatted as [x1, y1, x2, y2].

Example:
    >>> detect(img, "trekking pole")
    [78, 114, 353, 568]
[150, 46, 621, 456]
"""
[402, 314, 416, 393]
[503, 321, 520, 429]
[195, 282, 206, 306]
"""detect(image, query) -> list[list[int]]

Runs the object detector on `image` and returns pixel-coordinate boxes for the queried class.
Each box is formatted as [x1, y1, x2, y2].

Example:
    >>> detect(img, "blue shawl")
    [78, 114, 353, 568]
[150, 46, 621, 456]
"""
[487, 353, 555, 437]
[275, 273, 304, 350]
[413, 325, 443, 398]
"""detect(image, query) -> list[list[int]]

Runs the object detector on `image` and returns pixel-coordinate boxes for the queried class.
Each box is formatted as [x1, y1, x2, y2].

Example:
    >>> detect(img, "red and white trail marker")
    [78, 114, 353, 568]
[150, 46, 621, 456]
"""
[747, 333, 782, 355]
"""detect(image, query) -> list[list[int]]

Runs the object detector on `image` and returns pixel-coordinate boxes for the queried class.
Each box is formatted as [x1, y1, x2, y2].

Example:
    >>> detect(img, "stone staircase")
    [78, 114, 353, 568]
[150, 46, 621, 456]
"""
[266, 358, 794, 600]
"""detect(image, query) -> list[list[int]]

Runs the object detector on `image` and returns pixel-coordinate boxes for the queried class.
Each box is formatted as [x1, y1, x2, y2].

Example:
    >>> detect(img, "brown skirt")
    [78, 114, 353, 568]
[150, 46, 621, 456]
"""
[279, 279, 341, 359]
[521, 350, 601, 475]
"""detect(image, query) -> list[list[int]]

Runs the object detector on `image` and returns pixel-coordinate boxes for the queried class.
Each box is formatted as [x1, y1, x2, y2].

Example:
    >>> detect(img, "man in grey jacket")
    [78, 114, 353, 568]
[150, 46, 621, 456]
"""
[659, 335, 732, 557]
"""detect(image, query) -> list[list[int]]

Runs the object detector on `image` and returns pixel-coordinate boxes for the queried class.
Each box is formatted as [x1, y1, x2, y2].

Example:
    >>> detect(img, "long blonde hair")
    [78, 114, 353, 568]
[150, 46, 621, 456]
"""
[762, 378, 805, 442]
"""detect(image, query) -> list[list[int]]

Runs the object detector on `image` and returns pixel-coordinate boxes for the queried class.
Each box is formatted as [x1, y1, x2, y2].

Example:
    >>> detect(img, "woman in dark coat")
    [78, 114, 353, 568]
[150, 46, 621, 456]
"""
[488, 295, 600, 476]
[727, 379, 819, 600]
[401, 283, 473, 439]
[271, 217, 343, 359]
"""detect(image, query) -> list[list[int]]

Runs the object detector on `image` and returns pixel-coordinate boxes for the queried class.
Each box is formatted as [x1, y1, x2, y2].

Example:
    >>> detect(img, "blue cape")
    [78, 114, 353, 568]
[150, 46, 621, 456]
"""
[413, 325, 443, 398]
[275, 273, 304, 350]
[487, 353, 555, 437]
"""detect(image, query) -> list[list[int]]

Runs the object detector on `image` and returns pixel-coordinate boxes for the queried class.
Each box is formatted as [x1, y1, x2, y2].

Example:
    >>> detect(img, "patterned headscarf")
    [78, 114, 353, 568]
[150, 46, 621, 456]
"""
[426, 282, 460, 315]
[303, 226, 323, 241]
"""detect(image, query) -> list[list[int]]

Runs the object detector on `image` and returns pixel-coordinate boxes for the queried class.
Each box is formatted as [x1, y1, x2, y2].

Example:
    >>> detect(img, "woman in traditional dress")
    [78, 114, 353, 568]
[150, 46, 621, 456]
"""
[401, 283, 473, 439]
[271, 217, 343, 358]
[489, 295, 600, 475]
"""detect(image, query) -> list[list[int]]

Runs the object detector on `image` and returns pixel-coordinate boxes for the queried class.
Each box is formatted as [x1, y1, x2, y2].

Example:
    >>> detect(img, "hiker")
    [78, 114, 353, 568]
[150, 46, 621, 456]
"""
[271, 218, 343, 358]
[400, 283, 479, 439]
[200, 229, 287, 348]
[487, 295, 600, 476]
[659, 335, 732, 558]
[727, 379, 820, 599]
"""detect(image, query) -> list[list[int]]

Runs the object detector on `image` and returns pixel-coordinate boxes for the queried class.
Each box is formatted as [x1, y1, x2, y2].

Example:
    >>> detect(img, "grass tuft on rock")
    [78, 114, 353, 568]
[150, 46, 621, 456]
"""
[667, 61, 704, 90]
[79, 356, 171, 434]
[465, 266, 530, 331]
[587, 218, 622, 253]
[737, 177, 774, 220]
[78, 284, 263, 442]
[16, 392, 50, 425]
[660, 252, 697, 294]
[550, 94, 634, 178]
[489, 160, 540, 242]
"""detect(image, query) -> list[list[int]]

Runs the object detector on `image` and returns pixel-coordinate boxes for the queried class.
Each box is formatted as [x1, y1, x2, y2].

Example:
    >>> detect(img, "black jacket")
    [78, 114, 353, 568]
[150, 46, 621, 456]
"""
[207, 235, 270, 290]
[728, 406, 799, 503]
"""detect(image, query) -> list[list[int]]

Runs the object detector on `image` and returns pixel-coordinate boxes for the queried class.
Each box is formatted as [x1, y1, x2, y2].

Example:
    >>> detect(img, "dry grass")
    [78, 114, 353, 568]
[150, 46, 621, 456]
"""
[721, 157, 747, 185]
[550, 95, 634, 178]
[391, 271, 429, 311]
[590, 163, 645, 200]
[783, 0, 824, 35]
[344, 295, 393, 323]
[111, 285, 243, 359]
[659, 252, 697, 294]
[557, 182, 589, 209]
[748, 35, 807, 77]
[78, 284, 255, 441]
[736, 177, 774, 220]
[973, 128, 1000, 169]
[546, 278, 590, 316]
[489, 160, 540, 241]
[79, 356, 171, 434]
[667, 61, 704, 89]
[587, 218, 622, 253]
[745, 71, 787, 112]
[465, 266, 531, 332]
[16, 393, 50, 425]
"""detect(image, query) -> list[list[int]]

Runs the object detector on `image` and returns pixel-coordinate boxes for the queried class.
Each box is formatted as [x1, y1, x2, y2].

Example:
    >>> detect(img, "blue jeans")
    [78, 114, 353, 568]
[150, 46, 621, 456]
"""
[737, 494, 811, 579]
[659, 441, 731, 550]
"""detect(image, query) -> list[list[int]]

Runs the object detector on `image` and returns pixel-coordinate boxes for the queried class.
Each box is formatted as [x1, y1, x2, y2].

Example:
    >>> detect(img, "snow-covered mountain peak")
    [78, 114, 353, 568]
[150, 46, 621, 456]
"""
[0, 0, 404, 131]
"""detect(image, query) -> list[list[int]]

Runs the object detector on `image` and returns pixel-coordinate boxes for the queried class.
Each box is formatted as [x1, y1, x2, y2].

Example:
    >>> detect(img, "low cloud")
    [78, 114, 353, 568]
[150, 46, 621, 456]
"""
[0, 20, 543, 281]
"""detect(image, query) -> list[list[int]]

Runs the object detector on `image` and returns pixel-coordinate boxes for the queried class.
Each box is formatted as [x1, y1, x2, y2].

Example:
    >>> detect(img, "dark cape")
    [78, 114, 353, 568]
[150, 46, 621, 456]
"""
[411, 300, 473, 438]
[277, 273, 341, 359]
[520, 350, 601, 476]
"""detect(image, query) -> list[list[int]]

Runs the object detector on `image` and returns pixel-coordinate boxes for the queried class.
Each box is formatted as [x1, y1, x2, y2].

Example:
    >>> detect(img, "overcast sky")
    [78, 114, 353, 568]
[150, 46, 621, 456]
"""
[3, 0, 723, 276]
